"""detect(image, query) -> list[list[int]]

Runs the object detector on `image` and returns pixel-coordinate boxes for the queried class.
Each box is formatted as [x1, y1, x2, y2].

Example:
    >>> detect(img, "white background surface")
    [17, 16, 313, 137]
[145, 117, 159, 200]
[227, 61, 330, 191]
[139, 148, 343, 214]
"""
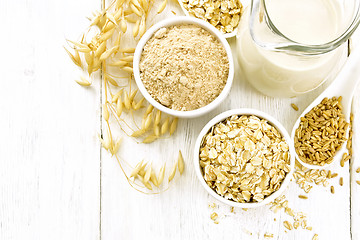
[1, 0, 360, 239]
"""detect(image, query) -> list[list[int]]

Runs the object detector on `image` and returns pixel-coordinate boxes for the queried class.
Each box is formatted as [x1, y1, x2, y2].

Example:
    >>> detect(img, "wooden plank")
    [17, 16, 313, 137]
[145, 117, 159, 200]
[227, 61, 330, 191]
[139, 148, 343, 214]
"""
[0, 0, 101, 239]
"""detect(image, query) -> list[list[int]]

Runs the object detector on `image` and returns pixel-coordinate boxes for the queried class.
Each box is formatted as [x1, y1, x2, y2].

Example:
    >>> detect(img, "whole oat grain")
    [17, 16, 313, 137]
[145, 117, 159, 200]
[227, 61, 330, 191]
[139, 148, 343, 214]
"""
[298, 195, 308, 199]
[140, 24, 229, 111]
[294, 96, 348, 166]
[339, 177, 343, 186]
[291, 103, 299, 111]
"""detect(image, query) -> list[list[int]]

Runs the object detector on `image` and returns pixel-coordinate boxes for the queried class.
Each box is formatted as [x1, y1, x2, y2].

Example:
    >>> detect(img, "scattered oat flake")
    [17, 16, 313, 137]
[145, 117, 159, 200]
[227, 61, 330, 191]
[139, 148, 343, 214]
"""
[356, 167, 360, 173]
[210, 212, 218, 222]
[298, 195, 308, 199]
[356, 180, 360, 185]
[264, 233, 274, 238]
[313, 234, 319, 240]
[283, 221, 293, 230]
[209, 203, 216, 209]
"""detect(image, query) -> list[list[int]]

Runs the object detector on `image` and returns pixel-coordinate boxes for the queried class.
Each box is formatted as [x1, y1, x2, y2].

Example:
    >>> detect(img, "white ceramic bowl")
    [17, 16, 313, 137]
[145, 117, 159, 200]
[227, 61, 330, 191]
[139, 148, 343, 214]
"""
[177, 0, 241, 38]
[194, 109, 296, 208]
[133, 16, 234, 118]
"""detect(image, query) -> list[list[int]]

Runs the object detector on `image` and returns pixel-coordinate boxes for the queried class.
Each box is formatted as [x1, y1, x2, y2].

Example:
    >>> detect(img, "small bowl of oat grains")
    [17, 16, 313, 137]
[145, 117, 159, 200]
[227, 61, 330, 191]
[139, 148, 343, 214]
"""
[194, 109, 295, 208]
[133, 16, 234, 118]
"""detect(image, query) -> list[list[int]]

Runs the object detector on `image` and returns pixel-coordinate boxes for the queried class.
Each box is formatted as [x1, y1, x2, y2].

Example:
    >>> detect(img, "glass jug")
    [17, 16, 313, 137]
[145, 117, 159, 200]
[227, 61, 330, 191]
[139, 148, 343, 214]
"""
[236, 0, 360, 98]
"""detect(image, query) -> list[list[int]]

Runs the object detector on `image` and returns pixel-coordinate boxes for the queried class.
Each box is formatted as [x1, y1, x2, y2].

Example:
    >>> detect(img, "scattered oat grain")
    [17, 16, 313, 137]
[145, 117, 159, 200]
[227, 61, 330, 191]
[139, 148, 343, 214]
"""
[291, 103, 299, 111]
[298, 195, 308, 199]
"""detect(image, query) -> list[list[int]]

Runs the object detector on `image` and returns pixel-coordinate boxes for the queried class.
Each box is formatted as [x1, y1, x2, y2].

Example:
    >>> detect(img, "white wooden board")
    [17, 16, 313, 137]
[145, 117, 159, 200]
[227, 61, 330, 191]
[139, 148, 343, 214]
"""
[0, 0, 101, 239]
[0, 0, 359, 239]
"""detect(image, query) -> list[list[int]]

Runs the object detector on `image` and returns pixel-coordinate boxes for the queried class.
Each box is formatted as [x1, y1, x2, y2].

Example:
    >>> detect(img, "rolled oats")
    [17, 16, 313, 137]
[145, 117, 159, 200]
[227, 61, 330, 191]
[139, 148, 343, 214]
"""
[270, 195, 311, 232]
[182, 0, 243, 33]
[199, 115, 291, 203]
[293, 163, 337, 193]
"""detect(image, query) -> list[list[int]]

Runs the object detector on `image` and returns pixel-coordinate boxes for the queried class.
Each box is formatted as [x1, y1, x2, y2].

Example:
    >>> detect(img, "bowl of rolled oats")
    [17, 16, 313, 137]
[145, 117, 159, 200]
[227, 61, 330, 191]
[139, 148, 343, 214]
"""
[194, 109, 295, 208]
[133, 16, 234, 118]
[178, 0, 243, 38]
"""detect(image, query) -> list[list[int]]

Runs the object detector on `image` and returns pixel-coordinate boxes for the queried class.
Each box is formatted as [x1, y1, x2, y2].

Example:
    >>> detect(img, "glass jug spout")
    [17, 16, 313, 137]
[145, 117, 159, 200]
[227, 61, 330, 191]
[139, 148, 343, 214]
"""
[249, 0, 360, 55]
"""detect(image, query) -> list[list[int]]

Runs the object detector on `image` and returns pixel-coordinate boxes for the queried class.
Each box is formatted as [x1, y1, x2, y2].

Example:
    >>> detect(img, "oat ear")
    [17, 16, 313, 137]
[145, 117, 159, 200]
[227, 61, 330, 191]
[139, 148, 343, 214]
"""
[177, 150, 184, 174]
[169, 118, 178, 136]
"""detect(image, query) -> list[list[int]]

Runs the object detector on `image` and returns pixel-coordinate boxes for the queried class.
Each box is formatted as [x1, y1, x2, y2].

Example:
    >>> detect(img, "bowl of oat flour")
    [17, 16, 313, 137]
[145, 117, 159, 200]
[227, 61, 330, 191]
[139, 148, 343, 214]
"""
[133, 16, 234, 118]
